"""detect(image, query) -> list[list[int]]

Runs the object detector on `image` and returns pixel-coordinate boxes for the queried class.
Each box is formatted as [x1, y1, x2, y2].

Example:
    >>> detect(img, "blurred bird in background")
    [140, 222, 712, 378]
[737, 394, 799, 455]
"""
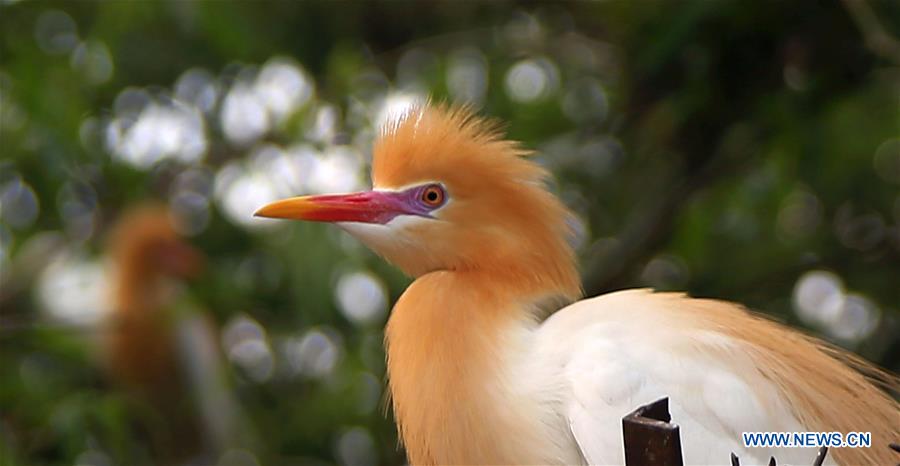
[105, 205, 244, 465]
[256, 105, 900, 465]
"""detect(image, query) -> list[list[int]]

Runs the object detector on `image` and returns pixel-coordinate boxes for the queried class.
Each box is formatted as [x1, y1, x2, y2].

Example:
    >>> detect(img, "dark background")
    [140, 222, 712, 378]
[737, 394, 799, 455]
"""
[1, 1, 899, 465]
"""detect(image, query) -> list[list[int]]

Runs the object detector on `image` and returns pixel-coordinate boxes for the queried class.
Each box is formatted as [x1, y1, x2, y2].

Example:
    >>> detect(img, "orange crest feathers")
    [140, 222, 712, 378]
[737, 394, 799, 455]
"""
[372, 104, 536, 189]
[371, 104, 582, 301]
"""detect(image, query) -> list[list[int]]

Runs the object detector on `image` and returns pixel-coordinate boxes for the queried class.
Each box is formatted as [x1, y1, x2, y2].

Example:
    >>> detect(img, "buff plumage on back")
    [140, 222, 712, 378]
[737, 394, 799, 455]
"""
[372, 104, 581, 300]
[660, 292, 900, 465]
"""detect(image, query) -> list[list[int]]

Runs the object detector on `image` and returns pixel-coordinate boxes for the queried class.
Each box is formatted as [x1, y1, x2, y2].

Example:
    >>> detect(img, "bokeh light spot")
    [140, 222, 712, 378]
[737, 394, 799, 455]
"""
[355, 371, 381, 415]
[561, 78, 608, 123]
[222, 315, 274, 383]
[107, 99, 207, 169]
[335, 426, 377, 466]
[254, 57, 314, 123]
[0, 176, 40, 230]
[776, 187, 822, 241]
[335, 271, 387, 326]
[35, 10, 79, 55]
[793, 270, 845, 327]
[827, 294, 880, 343]
[175, 68, 219, 113]
[56, 181, 98, 243]
[169, 168, 213, 235]
[640, 254, 690, 289]
[374, 92, 425, 131]
[873, 138, 900, 185]
[74, 449, 112, 466]
[396, 48, 438, 91]
[835, 207, 885, 252]
[447, 47, 488, 105]
[218, 449, 261, 466]
[307, 104, 339, 143]
[505, 58, 559, 102]
[308, 146, 364, 194]
[283, 328, 342, 379]
[220, 81, 270, 146]
[38, 253, 111, 326]
[70, 40, 113, 84]
[215, 160, 281, 229]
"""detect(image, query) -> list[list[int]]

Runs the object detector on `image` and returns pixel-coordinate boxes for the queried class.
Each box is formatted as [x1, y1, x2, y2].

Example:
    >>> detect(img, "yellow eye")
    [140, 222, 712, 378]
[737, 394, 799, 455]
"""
[421, 185, 445, 207]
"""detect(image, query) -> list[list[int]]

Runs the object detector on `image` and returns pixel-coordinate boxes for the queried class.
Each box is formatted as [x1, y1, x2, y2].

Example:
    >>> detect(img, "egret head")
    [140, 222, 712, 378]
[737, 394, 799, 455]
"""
[110, 205, 204, 279]
[256, 105, 580, 298]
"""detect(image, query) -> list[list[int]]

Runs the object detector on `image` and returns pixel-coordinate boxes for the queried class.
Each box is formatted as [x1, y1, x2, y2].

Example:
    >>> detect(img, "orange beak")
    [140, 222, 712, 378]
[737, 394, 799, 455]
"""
[254, 191, 411, 224]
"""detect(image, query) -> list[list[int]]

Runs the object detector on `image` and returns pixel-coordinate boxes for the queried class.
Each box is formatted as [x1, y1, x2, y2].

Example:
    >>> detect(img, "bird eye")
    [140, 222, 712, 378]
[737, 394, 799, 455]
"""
[420, 184, 446, 207]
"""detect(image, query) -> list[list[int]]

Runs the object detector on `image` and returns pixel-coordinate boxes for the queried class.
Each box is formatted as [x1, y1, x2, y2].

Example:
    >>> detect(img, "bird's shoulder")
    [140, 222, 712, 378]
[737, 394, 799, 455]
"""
[533, 289, 821, 465]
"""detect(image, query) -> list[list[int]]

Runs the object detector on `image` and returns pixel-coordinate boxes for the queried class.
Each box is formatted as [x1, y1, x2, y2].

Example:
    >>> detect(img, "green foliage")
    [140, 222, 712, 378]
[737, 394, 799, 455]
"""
[1, 1, 898, 465]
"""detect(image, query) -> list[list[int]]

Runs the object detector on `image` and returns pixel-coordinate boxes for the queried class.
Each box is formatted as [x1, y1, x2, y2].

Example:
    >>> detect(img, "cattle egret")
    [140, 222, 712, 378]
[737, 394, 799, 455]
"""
[106, 205, 241, 462]
[256, 105, 899, 465]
